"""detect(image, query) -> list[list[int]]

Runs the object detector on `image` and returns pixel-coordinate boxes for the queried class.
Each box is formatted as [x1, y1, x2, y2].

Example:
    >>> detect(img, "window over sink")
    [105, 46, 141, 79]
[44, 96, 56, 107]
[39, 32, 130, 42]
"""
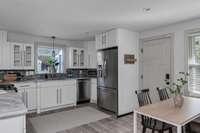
[37, 46, 64, 73]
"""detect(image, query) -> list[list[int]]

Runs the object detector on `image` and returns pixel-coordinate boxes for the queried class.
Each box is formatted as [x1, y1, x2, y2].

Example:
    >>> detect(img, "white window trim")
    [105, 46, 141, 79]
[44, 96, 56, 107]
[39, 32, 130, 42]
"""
[185, 28, 200, 97]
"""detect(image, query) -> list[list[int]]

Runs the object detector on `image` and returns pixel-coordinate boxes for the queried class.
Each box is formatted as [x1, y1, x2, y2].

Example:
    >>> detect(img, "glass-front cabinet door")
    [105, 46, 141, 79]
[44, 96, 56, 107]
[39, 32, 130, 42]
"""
[79, 49, 85, 67]
[72, 48, 79, 67]
[11, 43, 23, 69]
[24, 44, 34, 69]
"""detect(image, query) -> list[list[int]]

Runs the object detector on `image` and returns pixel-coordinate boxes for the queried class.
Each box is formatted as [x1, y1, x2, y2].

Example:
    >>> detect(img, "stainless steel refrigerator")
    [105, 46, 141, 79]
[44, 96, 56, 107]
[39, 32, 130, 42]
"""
[97, 47, 118, 114]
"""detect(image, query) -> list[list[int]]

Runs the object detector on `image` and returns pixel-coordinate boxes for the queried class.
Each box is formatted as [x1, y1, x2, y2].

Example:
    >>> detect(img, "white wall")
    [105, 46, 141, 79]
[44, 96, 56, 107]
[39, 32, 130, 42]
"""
[6, 31, 86, 47]
[140, 18, 200, 78]
[118, 29, 139, 115]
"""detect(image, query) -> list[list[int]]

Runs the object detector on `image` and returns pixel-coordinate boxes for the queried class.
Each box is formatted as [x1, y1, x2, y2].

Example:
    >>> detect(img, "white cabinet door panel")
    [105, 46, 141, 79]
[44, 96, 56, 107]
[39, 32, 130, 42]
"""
[60, 85, 76, 105]
[0, 115, 25, 133]
[90, 79, 97, 103]
[23, 44, 34, 69]
[40, 87, 57, 109]
[10, 43, 24, 69]
[26, 88, 37, 111]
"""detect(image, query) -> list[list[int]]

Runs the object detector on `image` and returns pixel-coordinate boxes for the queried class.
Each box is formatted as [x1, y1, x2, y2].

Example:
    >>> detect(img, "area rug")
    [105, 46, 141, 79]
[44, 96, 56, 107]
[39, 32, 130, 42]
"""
[29, 107, 110, 133]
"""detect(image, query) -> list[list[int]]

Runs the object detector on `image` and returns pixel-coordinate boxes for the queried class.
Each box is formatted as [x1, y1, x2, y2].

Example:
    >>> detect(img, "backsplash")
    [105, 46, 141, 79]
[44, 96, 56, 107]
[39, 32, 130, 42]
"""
[0, 70, 35, 81]
[66, 68, 97, 78]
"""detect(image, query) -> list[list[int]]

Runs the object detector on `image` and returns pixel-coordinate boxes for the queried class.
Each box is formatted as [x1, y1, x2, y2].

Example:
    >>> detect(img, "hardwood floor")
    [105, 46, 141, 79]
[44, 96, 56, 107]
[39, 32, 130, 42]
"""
[27, 104, 200, 133]
[56, 114, 133, 133]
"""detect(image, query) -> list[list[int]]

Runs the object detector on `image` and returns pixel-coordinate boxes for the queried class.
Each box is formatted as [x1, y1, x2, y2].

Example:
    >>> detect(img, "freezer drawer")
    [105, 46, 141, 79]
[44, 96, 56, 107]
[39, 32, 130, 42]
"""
[97, 87, 117, 113]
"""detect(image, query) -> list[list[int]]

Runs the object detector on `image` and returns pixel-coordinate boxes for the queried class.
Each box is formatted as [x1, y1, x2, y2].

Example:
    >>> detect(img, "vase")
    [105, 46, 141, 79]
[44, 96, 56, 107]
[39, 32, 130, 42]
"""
[173, 94, 184, 108]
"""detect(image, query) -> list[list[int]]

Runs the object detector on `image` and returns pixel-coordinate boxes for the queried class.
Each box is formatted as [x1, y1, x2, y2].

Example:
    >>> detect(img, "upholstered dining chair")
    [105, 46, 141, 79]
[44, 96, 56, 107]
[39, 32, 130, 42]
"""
[135, 89, 173, 133]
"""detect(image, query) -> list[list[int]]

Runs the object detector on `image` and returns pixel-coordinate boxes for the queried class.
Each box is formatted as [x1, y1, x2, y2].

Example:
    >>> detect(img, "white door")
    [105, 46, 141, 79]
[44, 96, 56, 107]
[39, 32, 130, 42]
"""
[141, 37, 172, 102]
[23, 44, 34, 69]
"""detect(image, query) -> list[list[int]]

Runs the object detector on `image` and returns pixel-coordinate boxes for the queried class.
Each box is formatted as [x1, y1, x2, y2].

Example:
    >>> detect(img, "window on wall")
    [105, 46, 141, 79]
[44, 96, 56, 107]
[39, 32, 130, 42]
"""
[188, 35, 200, 93]
[37, 46, 64, 73]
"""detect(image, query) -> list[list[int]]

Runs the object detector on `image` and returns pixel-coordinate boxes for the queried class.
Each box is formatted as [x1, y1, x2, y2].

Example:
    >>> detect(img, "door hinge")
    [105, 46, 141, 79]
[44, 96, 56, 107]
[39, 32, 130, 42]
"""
[141, 48, 143, 54]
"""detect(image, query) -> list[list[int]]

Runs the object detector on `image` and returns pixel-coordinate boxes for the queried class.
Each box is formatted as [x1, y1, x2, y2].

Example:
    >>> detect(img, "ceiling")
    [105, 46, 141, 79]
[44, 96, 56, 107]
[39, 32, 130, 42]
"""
[0, 0, 200, 40]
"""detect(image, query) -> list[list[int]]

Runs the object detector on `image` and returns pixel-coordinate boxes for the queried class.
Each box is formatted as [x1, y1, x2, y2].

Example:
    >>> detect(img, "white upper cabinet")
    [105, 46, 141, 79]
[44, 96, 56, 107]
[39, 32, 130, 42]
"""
[10, 42, 34, 69]
[11, 43, 24, 69]
[85, 41, 97, 68]
[0, 42, 11, 69]
[68, 48, 86, 68]
[0, 31, 7, 42]
[95, 29, 118, 50]
[23, 44, 34, 69]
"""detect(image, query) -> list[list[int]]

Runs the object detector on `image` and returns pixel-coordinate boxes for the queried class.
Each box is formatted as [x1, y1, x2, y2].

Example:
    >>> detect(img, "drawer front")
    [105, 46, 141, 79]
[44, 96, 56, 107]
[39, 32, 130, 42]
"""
[38, 80, 76, 88]
[14, 82, 36, 89]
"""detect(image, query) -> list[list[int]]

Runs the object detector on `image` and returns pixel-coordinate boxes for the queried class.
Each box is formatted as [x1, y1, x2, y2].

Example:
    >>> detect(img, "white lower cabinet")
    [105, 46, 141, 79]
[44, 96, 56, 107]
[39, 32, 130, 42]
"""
[60, 85, 76, 106]
[90, 79, 97, 103]
[15, 82, 37, 112]
[40, 86, 58, 109]
[0, 115, 26, 133]
[39, 80, 77, 112]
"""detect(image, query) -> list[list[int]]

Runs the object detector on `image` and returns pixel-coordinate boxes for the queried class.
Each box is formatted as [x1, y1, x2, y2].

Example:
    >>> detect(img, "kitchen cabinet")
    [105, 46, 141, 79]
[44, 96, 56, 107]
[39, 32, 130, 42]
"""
[0, 30, 7, 42]
[10, 42, 34, 69]
[0, 115, 26, 133]
[60, 85, 76, 106]
[68, 48, 86, 68]
[40, 86, 58, 109]
[15, 82, 37, 111]
[90, 78, 97, 103]
[95, 29, 118, 50]
[39, 80, 76, 112]
[85, 41, 97, 68]
[0, 42, 11, 69]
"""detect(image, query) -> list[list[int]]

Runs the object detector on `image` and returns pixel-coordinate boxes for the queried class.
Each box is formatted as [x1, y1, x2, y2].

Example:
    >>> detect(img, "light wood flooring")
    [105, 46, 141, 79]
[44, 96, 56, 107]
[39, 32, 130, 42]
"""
[27, 104, 200, 133]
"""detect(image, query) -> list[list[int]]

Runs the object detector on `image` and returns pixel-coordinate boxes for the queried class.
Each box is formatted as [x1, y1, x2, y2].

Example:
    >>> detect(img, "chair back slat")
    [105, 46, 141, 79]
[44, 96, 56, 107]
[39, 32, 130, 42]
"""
[157, 87, 169, 101]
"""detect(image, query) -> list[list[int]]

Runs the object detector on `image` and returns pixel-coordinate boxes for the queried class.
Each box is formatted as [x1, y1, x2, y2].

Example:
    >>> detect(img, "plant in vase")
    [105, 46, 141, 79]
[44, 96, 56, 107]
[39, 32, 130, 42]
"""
[165, 72, 189, 108]
[47, 56, 60, 73]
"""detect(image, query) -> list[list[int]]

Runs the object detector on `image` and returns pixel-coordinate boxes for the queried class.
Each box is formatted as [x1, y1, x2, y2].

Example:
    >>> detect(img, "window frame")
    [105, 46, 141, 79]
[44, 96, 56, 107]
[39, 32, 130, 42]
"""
[34, 42, 66, 74]
[185, 29, 200, 97]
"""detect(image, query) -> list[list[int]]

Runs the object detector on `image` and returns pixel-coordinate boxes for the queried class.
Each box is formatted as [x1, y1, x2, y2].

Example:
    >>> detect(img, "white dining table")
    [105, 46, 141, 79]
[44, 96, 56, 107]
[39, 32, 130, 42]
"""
[133, 96, 200, 133]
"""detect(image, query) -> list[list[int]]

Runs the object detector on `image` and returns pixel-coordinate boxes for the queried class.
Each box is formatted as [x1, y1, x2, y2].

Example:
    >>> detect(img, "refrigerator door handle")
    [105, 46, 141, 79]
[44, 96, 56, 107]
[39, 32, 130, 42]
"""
[103, 58, 107, 77]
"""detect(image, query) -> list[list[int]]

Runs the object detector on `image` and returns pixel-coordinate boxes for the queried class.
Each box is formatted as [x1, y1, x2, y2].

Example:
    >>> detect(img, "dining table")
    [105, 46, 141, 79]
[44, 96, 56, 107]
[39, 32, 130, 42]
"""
[133, 96, 200, 133]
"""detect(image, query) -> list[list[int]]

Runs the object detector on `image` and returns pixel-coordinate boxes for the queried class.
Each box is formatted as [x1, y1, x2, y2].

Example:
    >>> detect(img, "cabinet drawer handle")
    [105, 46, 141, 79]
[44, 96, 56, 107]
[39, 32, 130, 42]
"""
[60, 89, 62, 104]
[20, 85, 30, 87]
[26, 92, 28, 108]
[57, 89, 59, 104]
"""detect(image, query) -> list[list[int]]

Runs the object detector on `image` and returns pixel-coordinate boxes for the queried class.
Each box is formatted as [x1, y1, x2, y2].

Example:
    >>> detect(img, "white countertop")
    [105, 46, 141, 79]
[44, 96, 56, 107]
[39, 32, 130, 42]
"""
[0, 92, 27, 119]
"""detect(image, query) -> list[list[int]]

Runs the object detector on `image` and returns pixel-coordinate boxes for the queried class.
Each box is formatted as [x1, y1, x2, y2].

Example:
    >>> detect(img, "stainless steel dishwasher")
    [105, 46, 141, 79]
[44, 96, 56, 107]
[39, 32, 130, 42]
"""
[77, 79, 90, 104]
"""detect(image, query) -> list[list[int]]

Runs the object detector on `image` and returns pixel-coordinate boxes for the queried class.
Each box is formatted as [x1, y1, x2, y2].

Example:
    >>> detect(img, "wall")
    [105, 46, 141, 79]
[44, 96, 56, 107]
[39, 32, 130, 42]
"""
[140, 18, 200, 78]
[7, 31, 86, 47]
[118, 29, 139, 115]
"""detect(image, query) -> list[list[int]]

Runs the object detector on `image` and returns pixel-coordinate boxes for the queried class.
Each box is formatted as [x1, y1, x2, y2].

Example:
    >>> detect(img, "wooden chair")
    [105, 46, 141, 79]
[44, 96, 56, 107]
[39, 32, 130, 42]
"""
[157, 87, 170, 101]
[135, 89, 173, 133]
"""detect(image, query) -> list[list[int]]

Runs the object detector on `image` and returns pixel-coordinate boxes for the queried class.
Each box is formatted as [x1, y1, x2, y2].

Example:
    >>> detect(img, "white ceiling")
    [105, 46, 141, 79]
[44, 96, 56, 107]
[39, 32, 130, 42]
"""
[0, 0, 200, 40]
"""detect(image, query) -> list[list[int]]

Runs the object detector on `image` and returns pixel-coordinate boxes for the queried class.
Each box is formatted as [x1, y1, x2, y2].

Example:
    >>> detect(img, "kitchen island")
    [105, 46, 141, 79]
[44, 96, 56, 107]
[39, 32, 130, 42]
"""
[0, 92, 27, 133]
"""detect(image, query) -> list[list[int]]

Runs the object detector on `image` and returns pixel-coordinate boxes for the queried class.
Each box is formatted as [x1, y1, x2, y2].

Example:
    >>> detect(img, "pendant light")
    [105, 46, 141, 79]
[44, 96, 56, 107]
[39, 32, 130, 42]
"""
[52, 36, 56, 58]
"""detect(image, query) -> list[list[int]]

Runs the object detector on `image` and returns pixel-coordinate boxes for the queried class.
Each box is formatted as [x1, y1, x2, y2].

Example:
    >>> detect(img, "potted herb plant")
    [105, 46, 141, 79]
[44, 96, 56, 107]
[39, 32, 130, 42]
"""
[165, 72, 189, 108]
[47, 56, 60, 73]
